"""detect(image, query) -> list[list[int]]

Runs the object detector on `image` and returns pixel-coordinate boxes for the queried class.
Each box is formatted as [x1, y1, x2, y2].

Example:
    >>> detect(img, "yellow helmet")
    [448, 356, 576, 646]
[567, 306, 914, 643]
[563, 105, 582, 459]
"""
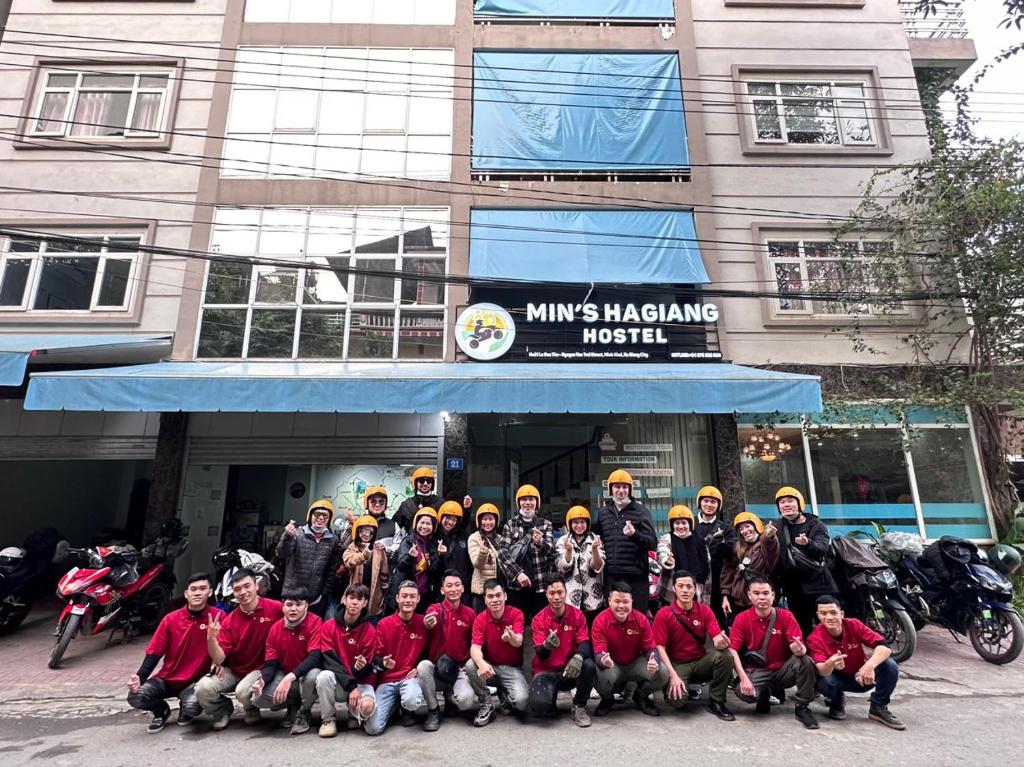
[607, 469, 633, 487]
[412, 507, 438, 529]
[307, 498, 335, 525]
[667, 505, 695, 526]
[696, 486, 723, 506]
[438, 500, 464, 519]
[352, 514, 378, 538]
[733, 511, 765, 535]
[565, 506, 591, 527]
[775, 486, 806, 512]
[475, 503, 501, 526]
[515, 485, 541, 505]
[363, 486, 388, 509]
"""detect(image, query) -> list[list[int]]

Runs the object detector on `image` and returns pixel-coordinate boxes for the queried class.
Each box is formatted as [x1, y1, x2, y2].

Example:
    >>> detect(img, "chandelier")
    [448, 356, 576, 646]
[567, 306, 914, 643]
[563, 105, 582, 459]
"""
[742, 430, 792, 462]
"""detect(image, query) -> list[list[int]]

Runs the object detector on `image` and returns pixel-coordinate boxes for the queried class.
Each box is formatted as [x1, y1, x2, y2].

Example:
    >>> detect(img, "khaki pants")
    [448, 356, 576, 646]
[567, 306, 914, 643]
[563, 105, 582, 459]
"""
[195, 668, 262, 715]
[594, 657, 669, 699]
[664, 648, 732, 706]
[239, 669, 319, 713]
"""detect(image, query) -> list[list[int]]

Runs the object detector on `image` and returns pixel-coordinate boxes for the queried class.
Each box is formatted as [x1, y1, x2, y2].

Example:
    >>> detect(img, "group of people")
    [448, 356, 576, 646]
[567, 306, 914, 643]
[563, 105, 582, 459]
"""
[126, 469, 907, 736]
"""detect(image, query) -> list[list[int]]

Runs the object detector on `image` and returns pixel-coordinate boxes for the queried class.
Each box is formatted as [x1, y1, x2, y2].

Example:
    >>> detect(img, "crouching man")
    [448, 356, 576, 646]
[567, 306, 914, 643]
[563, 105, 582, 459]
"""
[418, 570, 477, 731]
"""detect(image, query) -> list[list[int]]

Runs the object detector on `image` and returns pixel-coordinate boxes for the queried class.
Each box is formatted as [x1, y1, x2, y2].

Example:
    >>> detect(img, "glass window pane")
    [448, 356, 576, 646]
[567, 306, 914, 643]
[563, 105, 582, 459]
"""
[332, 3, 372, 22]
[307, 210, 354, 254]
[254, 267, 299, 303]
[314, 138, 361, 179]
[364, 93, 408, 132]
[204, 260, 252, 304]
[408, 95, 452, 133]
[258, 210, 307, 255]
[289, 0, 331, 22]
[0, 258, 31, 306]
[354, 210, 401, 253]
[227, 90, 276, 133]
[33, 256, 98, 309]
[910, 428, 992, 539]
[360, 134, 407, 176]
[46, 73, 78, 88]
[352, 259, 396, 303]
[46, 237, 103, 254]
[347, 309, 395, 358]
[400, 258, 444, 304]
[318, 92, 364, 134]
[747, 82, 776, 96]
[80, 74, 135, 89]
[397, 311, 444, 359]
[753, 100, 782, 141]
[211, 210, 260, 256]
[403, 209, 448, 253]
[10, 239, 39, 253]
[303, 257, 350, 305]
[70, 91, 132, 136]
[275, 90, 319, 132]
[774, 262, 804, 310]
[197, 308, 247, 357]
[780, 83, 830, 98]
[235, 48, 283, 90]
[406, 134, 451, 180]
[738, 426, 806, 517]
[278, 49, 324, 91]
[366, 50, 411, 90]
[268, 135, 316, 176]
[838, 100, 873, 143]
[782, 99, 839, 145]
[221, 135, 271, 177]
[248, 309, 297, 357]
[768, 241, 799, 259]
[409, 49, 455, 92]
[413, 2, 456, 26]
[130, 92, 164, 133]
[244, 0, 288, 22]
[97, 258, 131, 306]
[298, 310, 346, 357]
[35, 92, 69, 132]
[106, 237, 141, 253]
[372, 0, 414, 24]
[139, 75, 170, 89]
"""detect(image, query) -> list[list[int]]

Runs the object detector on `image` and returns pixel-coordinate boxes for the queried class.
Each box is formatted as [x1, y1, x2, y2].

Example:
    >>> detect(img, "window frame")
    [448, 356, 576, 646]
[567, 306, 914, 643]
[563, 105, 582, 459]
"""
[746, 80, 875, 148]
[243, 0, 457, 25]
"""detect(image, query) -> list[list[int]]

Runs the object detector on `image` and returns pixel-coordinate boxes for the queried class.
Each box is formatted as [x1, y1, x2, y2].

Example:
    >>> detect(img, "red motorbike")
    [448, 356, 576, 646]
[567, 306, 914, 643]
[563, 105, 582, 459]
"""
[48, 520, 188, 669]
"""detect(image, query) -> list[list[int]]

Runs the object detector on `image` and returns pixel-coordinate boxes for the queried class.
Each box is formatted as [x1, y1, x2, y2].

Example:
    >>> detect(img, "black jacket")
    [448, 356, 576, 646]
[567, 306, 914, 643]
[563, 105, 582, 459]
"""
[388, 535, 441, 609]
[395, 494, 439, 533]
[696, 516, 736, 571]
[436, 528, 473, 590]
[595, 499, 658, 578]
[777, 514, 837, 596]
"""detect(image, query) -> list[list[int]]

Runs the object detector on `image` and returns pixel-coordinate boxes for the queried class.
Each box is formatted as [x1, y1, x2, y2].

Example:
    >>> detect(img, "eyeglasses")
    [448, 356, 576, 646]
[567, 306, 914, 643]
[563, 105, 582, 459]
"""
[416, 478, 433, 484]
[368, 497, 387, 505]
[310, 511, 331, 518]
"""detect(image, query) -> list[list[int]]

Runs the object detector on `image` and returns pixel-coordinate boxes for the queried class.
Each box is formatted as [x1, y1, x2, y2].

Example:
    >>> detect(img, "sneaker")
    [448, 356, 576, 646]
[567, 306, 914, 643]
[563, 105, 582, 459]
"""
[795, 705, 819, 730]
[281, 703, 299, 729]
[473, 700, 496, 727]
[827, 695, 847, 721]
[869, 704, 906, 731]
[147, 715, 167, 734]
[688, 685, 702, 701]
[571, 704, 592, 728]
[290, 711, 310, 735]
[497, 688, 513, 715]
[423, 708, 441, 732]
[633, 691, 660, 718]
[594, 697, 615, 717]
[177, 709, 198, 727]
[755, 687, 771, 715]
[243, 708, 262, 726]
[211, 704, 233, 731]
[707, 701, 736, 722]
[318, 718, 337, 738]
[400, 709, 417, 727]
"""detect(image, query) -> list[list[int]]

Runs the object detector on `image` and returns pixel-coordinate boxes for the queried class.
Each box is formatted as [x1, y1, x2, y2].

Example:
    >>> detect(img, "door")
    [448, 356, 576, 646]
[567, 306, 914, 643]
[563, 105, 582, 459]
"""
[176, 464, 230, 584]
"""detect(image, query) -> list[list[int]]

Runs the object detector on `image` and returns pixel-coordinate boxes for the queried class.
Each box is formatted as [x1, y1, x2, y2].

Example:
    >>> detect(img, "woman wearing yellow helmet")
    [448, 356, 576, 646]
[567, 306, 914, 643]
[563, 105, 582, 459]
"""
[467, 504, 501, 611]
[655, 506, 709, 605]
[694, 485, 735, 626]
[341, 515, 390, 617]
[389, 507, 440, 612]
[435, 500, 472, 590]
[720, 512, 780, 617]
[557, 506, 605, 623]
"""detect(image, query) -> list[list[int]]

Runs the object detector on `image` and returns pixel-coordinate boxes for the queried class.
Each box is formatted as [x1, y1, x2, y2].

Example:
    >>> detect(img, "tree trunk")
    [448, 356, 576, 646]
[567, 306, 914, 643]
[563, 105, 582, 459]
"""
[973, 405, 1016, 540]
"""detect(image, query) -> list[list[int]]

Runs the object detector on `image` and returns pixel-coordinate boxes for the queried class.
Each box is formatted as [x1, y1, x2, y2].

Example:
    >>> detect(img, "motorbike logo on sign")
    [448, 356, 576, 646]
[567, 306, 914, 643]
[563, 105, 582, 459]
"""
[455, 303, 516, 361]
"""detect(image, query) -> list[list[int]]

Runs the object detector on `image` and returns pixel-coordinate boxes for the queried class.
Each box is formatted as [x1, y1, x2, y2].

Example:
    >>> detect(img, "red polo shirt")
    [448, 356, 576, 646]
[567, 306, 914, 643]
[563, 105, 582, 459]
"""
[531, 604, 589, 675]
[471, 606, 525, 667]
[728, 607, 803, 671]
[317, 618, 380, 674]
[375, 612, 429, 684]
[653, 601, 722, 663]
[426, 601, 477, 664]
[147, 606, 225, 686]
[218, 598, 283, 675]
[808, 618, 885, 672]
[591, 608, 655, 666]
[265, 613, 322, 673]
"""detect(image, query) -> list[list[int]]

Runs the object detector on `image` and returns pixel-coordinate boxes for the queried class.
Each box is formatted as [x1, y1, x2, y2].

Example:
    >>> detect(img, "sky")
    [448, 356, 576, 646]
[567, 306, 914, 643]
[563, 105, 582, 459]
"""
[953, 1, 1024, 140]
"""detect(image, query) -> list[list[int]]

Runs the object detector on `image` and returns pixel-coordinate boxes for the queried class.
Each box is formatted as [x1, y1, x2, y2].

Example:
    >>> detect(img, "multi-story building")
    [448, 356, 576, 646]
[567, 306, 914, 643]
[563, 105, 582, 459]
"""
[0, 0, 991, 572]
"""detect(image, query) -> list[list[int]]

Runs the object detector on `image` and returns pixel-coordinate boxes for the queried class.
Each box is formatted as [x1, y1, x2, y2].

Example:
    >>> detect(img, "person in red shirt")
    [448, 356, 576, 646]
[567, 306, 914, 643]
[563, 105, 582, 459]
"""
[241, 592, 322, 735]
[527, 574, 594, 728]
[314, 583, 379, 738]
[127, 572, 223, 733]
[591, 581, 667, 717]
[728, 576, 818, 729]
[653, 570, 735, 721]
[195, 568, 284, 731]
[462, 579, 529, 727]
[364, 581, 430, 736]
[417, 570, 477, 732]
[809, 595, 905, 730]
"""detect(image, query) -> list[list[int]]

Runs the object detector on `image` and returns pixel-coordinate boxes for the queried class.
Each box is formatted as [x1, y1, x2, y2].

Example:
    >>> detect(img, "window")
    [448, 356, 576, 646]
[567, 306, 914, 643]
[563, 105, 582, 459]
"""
[0, 233, 141, 312]
[222, 47, 454, 180]
[473, 0, 675, 21]
[747, 80, 875, 146]
[29, 69, 173, 140]
[197, 207, 448, 360]
[766, 238, 904, 317]
[244, 0, 456, 24]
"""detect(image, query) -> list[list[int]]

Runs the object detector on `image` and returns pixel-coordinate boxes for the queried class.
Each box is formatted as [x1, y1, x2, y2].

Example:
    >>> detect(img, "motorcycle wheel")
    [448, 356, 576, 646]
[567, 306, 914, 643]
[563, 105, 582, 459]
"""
[48, 612, 82, 669]
[137, 582, 171, 634]
[968, 608, 1024, 665]
[868, 606, 917, 663]
[0, 593, 32, 634]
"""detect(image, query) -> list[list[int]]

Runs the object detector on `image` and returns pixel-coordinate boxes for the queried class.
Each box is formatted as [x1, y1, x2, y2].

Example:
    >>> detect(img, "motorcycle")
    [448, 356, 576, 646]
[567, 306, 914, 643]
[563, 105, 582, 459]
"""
[0, 528, 69, 633]
[889, 535, 1022, 665]
[830, 535, 917, 663]
[48, 519, 189, 669]
[212, 545, 279, 612]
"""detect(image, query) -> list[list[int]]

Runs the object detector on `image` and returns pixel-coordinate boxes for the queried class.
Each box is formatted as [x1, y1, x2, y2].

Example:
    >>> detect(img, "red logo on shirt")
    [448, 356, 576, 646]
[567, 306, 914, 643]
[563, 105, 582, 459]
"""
[409, 633, 422, 640]
[627, 629, 638, 636]
[259, 617, 268, 623]
[563, 625, 570, 632]
[347, 637, 356, 645]
[200, 624, 207, 630]
[457, 620, 466, 627]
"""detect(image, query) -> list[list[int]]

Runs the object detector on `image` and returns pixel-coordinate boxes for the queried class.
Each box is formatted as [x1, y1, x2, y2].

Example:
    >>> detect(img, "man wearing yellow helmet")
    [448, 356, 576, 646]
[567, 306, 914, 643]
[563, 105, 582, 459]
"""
[774, 487, 837, 635]
[276, 499, 342, 617]
[596, 470, 658, 616]
[655, 506, 709, 605]
[695, 485, 735, 626]
[495, 485, 554, 620]
[394, 467, 473, 534]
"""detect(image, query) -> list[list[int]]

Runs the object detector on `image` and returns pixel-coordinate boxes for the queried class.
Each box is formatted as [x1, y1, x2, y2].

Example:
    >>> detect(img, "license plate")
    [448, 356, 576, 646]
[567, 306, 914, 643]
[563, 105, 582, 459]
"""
[982, 609, 992, 620]
[70, 604, 87, 615]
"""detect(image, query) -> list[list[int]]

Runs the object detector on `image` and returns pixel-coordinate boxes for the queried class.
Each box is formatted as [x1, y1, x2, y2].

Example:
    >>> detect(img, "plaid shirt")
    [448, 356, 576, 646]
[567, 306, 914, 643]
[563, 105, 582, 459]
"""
[496, 515, 555, 592]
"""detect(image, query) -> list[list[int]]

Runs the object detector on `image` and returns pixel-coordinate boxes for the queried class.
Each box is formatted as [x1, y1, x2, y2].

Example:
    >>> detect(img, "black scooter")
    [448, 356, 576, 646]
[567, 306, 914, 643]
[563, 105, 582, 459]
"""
[0, 527, 69, 633]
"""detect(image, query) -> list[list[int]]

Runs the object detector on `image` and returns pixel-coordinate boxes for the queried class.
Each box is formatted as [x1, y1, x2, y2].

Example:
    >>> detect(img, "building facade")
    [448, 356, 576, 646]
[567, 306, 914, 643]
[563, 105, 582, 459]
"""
[0, 0, 993, 570]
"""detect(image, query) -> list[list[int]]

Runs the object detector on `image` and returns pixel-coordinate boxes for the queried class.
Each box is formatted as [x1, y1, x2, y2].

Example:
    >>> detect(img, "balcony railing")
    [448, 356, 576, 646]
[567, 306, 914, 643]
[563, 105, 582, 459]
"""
[899, 0, 968, 39]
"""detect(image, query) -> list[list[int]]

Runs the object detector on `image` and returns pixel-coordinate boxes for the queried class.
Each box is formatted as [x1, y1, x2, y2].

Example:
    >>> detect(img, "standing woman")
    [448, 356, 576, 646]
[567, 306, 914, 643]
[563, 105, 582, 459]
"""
[556, 506, 606, 625]
[495, 484, 555, 620]
[694, 485, 736, 626]
[719, 511, 780, 622]
[341, 515, 391, 619]
[655, 505, 709, 605]
[774, 486, 836, 635]
[466, 504, 501, 612]
[389, 507, 441, 613]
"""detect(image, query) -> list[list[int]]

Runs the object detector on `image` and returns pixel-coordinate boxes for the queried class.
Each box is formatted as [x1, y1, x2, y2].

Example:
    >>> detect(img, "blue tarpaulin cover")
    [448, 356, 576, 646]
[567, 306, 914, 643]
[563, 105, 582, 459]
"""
[25, 362, 823, 414]
[474, 1, 675, 18]
[470, 209, 708, 284]
[472, 52, 688, 170]
[0, 334, 171, 386]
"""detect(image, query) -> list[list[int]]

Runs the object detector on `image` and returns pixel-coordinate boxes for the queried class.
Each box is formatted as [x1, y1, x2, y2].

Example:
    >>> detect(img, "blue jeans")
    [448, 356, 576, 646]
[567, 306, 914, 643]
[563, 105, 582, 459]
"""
[364, 678, 426, 736]
[817, 657, 899, 706]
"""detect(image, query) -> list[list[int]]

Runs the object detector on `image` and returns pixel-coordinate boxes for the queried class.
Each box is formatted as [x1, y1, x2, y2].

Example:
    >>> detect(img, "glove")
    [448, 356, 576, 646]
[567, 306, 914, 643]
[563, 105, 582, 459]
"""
[543, 630, 561, 650]
[563, 654, 583, 679]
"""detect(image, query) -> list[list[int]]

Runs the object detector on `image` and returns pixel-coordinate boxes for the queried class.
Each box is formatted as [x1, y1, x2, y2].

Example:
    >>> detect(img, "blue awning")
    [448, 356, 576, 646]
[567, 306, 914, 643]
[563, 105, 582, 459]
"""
[0, 334, 172, 386]
[470, 209, 708, 284]
[475, 1, 675, 18]
[25, 361, 822, 414]
[472, 52, 688, 171]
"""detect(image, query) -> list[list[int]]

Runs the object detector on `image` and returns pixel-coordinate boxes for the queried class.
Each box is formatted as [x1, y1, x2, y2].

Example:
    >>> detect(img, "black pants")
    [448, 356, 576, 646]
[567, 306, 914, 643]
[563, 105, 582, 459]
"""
[782, 589, 819, 637]
[127, 679, 200, 720]
[528, 658, 597, 714]
[708, 566, 728, 628]
[508, 589, 547, 621]
[606, 573, 650, 617]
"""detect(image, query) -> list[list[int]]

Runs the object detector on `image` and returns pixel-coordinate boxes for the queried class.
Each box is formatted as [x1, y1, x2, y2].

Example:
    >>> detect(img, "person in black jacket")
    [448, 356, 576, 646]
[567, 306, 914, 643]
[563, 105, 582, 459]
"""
[395, 467, 440, 533]
[774, 486, 837, 635]
[695, 485, 736, 627]
[435, 500, 472, 590]
[388, 507, 441, 613]
[595, 470, 658, 617]
[275, 499, 342, 617]
[655, 506, 709, 605]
